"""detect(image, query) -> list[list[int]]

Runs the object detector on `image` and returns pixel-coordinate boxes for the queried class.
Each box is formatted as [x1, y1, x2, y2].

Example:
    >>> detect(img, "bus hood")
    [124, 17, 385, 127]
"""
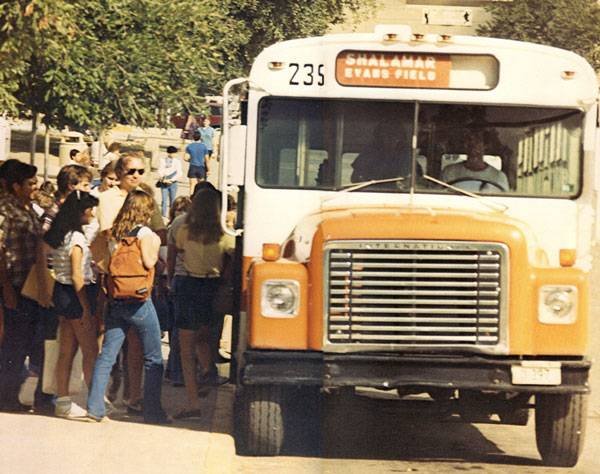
[283, 203, 545, 266]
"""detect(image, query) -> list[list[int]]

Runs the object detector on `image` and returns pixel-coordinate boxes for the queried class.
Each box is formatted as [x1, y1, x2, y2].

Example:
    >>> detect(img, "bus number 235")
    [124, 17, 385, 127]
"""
[289, 63, 325, 86]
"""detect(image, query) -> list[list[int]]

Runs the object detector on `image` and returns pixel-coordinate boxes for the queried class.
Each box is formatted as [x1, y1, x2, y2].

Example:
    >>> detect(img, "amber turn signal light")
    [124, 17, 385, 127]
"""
[262, 243, 281, 262]
[559, 249, 576, 267]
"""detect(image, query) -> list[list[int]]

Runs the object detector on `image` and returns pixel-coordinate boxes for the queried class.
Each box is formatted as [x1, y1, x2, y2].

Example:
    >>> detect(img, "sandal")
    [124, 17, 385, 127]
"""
[173, 408, 202, 419]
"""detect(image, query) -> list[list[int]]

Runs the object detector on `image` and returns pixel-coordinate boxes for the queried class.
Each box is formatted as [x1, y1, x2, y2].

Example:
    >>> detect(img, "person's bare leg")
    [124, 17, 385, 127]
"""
[69, 317, 99, 387]
[55, 319, 77, 398]
[195, 325, 211, 376]
[179, 328, 202, 410]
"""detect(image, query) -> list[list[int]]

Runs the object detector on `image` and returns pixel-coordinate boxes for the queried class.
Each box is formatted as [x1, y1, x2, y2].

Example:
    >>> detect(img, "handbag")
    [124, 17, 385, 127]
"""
[21, 257, 55, 308]
[156, 170, 177, 188]
[42, 326, 84, 395]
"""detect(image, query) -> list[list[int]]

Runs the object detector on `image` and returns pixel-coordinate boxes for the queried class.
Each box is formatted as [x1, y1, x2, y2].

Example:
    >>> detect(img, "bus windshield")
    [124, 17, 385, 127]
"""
[255, 98, 583, 197]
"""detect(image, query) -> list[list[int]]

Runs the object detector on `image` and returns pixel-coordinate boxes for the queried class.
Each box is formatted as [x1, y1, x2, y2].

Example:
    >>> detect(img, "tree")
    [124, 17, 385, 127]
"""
[1, 0, 375, 140]
[478, 0, 600, 70]
[12, 0, 247, 132]
[225, 0, 376, 73]
[0, 0, 75, 115]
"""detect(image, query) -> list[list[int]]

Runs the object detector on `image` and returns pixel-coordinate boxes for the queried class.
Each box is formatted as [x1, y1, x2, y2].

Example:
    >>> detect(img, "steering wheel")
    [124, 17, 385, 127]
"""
[446, 177, 505, 192]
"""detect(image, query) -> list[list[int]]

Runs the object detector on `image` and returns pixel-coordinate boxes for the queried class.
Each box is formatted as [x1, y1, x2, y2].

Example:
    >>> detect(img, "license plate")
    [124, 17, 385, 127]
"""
[511, 362, 562, 385]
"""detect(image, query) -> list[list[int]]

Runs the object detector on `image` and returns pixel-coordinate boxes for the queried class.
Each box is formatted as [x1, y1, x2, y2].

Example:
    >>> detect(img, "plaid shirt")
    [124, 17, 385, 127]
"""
[0, 193, 42, 290]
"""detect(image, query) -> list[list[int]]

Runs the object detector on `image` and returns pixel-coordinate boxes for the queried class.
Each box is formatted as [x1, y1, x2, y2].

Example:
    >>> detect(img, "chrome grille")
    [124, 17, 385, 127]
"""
[324, 241, 508, 353]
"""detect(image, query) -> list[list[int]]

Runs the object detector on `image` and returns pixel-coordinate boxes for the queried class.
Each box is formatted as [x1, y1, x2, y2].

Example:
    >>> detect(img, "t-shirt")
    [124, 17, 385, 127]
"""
[185, 142, 208, 168]
[158, 156, 182, 181]
[97, 186, 165, 233]
[441, 162, 509, 192]
[175, 225, 235, 277]
[52, 231, 94, 284]
[198, 126, 215, 151]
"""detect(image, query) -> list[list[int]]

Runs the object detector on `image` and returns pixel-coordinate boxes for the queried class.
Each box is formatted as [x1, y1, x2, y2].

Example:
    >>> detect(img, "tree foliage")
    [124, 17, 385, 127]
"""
[1, 0, 373, 130]
[478, 0, 600, 69]
[44, 0, 248, 129]
[0, 0, 75, 115]
[225, 0, 375, 70]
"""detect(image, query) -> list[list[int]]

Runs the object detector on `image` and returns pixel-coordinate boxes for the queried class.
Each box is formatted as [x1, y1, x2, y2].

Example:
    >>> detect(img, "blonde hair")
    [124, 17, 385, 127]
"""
[111, 189, 155, 241]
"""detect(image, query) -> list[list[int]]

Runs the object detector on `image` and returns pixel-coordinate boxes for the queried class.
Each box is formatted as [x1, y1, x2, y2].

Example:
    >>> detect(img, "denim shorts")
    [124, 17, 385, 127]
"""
[53, 282, 98, 319]
[174, 275, 219, 330]
[187, 165, 206, 180]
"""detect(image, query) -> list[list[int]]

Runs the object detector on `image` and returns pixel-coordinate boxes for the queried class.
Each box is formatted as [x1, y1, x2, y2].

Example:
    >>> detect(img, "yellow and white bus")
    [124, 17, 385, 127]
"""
[220, 24, 597, 466]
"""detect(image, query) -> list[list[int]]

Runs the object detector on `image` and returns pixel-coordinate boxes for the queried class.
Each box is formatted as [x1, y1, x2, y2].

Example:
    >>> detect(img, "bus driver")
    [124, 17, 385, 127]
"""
[441, 130, 509, 192]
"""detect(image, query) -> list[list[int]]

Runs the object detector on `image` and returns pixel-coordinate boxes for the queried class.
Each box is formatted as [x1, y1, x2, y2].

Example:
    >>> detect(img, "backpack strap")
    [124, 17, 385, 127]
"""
[127, 226, 142, 238]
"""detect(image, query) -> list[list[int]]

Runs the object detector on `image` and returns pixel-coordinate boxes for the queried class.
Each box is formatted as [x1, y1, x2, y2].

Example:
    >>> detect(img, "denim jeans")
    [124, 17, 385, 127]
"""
[161, 182, 178, 217]
[87, 299, 166, 421]
[0, 296, 41, 408]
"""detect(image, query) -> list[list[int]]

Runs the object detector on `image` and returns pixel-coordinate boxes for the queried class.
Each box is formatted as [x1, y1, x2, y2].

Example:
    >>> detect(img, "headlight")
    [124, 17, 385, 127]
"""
[538, 285, 577, 324]
[261, 280, 300, 318]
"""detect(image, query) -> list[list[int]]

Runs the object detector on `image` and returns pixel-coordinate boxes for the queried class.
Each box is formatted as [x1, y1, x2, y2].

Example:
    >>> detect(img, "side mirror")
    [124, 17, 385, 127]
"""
[224, 124, 246, 186]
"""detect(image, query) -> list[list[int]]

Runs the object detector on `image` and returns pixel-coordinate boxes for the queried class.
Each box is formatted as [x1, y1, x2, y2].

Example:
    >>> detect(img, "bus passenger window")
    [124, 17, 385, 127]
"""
[351, 120, 412, 183]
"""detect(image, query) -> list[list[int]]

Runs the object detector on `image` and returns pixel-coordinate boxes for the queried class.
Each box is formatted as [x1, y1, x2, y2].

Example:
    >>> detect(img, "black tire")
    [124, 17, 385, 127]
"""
[535, 393, 587, 467]
[237, 385, 285, 456]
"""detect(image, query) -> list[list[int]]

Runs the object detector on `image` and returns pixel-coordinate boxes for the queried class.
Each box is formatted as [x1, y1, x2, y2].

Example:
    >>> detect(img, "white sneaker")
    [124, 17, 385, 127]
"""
[55, 399, 88, 419]
[85, 412, 110, 423]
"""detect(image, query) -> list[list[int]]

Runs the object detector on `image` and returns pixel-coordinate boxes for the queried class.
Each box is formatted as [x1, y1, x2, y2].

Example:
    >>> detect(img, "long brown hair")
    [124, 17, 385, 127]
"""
[185, 188, 222, 244]
[111, 189, 155, 241]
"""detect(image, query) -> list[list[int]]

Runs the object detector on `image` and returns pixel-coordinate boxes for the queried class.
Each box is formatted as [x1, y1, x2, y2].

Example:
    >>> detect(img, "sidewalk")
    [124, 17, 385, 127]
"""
[2, 339, 236, 474]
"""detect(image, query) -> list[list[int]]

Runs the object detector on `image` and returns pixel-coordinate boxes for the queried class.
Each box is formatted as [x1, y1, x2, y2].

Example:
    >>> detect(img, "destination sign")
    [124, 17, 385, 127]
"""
[336, 51, 451, 88]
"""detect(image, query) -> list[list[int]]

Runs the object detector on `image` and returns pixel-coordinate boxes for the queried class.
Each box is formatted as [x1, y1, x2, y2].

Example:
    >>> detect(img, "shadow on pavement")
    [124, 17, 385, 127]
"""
[277, 392, 543, 467]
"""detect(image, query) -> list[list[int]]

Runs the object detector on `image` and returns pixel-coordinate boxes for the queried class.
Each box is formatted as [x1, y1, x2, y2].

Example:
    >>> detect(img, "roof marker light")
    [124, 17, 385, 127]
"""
[439, 34, 453, 42]
[561, 70, 576, 80]
[268, 61, 285, 70]
[383, 33, 399, 42]
[412, 33, 425, 41]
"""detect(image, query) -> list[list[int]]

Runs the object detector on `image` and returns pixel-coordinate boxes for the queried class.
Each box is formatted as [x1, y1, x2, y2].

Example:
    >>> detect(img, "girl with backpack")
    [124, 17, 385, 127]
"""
[172, 187, 234, 419]
[44, 191, 100, 418]
[86, 189, 170, 424]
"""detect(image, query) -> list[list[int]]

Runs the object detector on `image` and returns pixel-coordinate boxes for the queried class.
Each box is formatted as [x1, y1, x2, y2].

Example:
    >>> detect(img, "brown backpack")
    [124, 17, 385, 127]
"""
[107, 228, 155, 301]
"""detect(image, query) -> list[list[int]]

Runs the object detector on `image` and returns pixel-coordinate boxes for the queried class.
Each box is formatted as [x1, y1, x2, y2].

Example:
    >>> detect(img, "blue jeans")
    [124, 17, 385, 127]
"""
[87, 299, 166, 421]
[161, 182, 178, 217]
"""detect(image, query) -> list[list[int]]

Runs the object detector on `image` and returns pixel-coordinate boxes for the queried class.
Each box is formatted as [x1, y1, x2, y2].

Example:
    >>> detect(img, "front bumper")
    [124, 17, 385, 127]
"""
[241, 350, 590, 394]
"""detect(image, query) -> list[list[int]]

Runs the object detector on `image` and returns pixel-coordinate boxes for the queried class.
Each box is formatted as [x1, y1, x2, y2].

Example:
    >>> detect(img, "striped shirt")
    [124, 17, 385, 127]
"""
[52, 231, 94, 284]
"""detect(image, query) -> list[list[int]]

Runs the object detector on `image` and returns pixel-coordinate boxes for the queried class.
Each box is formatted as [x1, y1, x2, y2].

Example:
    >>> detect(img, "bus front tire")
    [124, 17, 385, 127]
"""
[236, 385, 285, 456]
[535, 393, 587, 467]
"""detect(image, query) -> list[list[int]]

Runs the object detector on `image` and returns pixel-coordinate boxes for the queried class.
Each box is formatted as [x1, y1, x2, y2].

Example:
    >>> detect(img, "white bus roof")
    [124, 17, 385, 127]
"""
[249, 25, 597, 108]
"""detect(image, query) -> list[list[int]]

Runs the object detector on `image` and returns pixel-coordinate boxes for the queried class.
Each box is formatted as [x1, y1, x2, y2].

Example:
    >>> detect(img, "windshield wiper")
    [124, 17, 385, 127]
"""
[423, 175, 508, 213]
[338, 176, 405, 193]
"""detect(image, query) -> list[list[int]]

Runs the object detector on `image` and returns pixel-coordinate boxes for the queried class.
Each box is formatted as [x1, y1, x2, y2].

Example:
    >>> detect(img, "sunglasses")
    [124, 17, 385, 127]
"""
[126, 168, 145, 176]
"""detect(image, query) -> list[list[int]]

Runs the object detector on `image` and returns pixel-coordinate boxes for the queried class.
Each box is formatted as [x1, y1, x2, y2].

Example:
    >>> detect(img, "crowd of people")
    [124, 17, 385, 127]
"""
[0, 117, 229, 425]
